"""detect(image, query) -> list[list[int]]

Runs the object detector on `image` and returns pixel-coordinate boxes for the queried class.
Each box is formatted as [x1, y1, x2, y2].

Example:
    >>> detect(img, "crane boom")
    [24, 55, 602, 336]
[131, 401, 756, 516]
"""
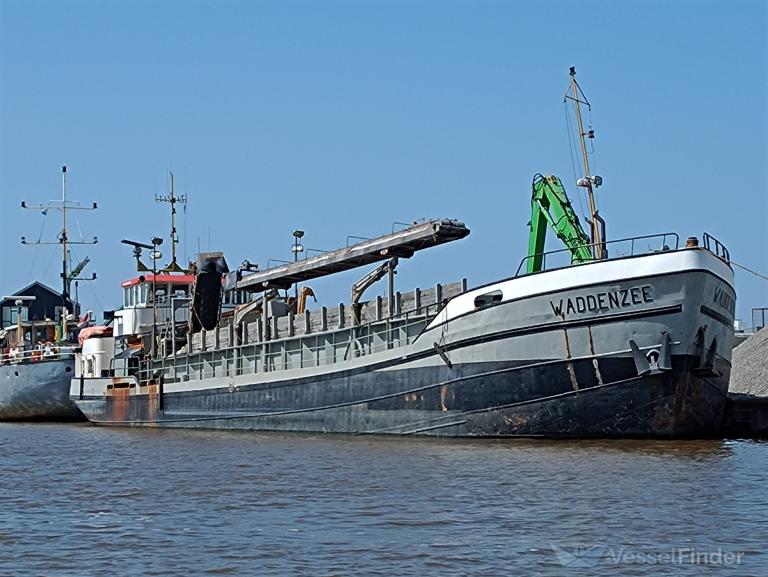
[527, 174, 593, 274]
[67, 256, 90, 280]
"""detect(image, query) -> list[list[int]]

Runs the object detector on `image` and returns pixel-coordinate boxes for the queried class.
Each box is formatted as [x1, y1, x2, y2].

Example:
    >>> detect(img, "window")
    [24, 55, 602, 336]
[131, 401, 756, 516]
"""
[155, 285, 168, 304]
[2, 306, 29, 326]
[2, 307, 12, 327]
[474, 290, 503, 308]
[224, 290, 247, 305]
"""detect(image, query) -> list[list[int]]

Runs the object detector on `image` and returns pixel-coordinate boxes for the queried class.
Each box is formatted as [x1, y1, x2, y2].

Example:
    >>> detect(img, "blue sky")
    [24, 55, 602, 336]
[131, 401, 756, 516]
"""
[0, 0, 766, 322]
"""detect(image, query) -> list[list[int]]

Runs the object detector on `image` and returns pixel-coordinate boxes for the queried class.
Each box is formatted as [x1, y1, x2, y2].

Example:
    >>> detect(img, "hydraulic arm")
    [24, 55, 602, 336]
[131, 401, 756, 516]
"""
[527, 174, 593, 274]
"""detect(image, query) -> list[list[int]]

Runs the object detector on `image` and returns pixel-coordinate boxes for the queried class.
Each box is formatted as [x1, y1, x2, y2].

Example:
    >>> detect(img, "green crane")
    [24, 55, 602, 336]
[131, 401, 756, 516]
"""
[526, 174, 593, 274]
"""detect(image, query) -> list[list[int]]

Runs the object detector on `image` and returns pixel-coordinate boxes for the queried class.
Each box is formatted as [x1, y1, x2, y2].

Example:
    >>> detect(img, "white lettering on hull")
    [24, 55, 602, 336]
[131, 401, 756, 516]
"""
[549, 286, 654, 318]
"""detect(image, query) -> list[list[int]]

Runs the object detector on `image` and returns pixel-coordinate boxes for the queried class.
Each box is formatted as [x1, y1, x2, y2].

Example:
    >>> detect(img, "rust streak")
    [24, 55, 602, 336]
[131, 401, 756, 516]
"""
[440, 385, 449, 412]
[562, 328, 579, 391]
[587, 325, 604, 386]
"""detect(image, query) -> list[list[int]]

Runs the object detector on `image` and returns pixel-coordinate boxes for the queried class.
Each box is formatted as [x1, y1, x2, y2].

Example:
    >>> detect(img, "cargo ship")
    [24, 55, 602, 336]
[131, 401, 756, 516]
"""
[70, 219, 735, 436]
[70, 70, 736, 437]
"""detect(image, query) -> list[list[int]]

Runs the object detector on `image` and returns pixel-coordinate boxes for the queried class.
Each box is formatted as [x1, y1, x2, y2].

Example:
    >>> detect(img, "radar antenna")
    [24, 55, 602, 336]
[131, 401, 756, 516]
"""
[20, 166, 98, 338]
[155, 172, 187, 272]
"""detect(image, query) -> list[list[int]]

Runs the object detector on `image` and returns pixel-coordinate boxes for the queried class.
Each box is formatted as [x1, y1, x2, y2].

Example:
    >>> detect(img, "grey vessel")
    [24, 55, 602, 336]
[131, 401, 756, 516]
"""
[0, 165, 97, 420]
[70, 70, 736, 437]
[71, 222, 735, 437]
[0, 332, 78, 420]
[0, 361, 76, 420]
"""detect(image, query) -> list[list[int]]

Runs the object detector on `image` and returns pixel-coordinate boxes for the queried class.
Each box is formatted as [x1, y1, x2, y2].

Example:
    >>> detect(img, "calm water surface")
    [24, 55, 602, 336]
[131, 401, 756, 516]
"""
[1, 424, 766, 576]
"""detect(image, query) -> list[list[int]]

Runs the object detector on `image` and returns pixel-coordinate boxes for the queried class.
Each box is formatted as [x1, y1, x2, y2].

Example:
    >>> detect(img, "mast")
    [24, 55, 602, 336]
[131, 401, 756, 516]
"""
[155, 172, 187, 272]
[565, 67, 605, 259]
[62, 166, 68, 303]
[21, 166, 98, 339]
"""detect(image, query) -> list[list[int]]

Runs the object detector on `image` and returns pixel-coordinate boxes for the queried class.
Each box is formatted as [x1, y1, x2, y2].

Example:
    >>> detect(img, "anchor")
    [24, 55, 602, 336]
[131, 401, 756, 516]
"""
[629, 331, 671, 376]
[693, 325, 720, 376]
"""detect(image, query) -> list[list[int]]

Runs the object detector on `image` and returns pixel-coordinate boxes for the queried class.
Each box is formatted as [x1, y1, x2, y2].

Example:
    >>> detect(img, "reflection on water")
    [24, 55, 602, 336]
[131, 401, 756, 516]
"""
[1, 424, 766, 576]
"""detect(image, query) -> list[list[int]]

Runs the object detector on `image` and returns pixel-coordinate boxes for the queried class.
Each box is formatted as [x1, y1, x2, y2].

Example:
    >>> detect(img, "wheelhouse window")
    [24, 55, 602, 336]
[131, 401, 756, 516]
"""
[474, 290, 503, 308]
[124, 286, 137, 307]
[146, 283, 169, 305]
[155, 285, 168, 304]
[148, 284, 168, 304]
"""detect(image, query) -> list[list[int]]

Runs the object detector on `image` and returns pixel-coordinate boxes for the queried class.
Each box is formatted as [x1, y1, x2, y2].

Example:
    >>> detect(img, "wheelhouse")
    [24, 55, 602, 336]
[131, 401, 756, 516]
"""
[121, 274, 195, 308]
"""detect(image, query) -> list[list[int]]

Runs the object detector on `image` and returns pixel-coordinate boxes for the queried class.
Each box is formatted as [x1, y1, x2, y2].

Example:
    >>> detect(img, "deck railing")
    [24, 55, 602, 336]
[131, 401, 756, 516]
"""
[753, 308, 767, 332]
[141, 300, 443, 385]
[702, 232, 731, 263]
[0, 345, 77, 366]
[514, 232, 682, 276]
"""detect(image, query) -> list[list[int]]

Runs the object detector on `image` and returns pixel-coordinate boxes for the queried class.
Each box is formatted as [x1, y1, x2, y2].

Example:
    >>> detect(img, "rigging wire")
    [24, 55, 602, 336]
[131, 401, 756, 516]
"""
[584, 104, 599, 177]
[563, 100, 588, 221]
[85, 280, 105, 313]
[731, 261, 768, 282]
[26, 216, 48, 282]
[40, 247, 55, 278]
[563, 102, 580, 184]
[184, 168, 189, 266]
[567, 75, 603, 220]
[69, 245, 80, 268]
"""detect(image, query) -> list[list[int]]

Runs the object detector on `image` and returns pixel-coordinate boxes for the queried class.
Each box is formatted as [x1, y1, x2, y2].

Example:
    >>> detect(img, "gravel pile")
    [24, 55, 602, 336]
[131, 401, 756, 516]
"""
[729, 327, 768, 397]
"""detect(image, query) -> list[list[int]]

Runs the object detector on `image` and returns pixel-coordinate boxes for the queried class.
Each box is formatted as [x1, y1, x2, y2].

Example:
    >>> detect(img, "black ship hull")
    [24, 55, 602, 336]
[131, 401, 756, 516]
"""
[74, 353, 729, 437]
